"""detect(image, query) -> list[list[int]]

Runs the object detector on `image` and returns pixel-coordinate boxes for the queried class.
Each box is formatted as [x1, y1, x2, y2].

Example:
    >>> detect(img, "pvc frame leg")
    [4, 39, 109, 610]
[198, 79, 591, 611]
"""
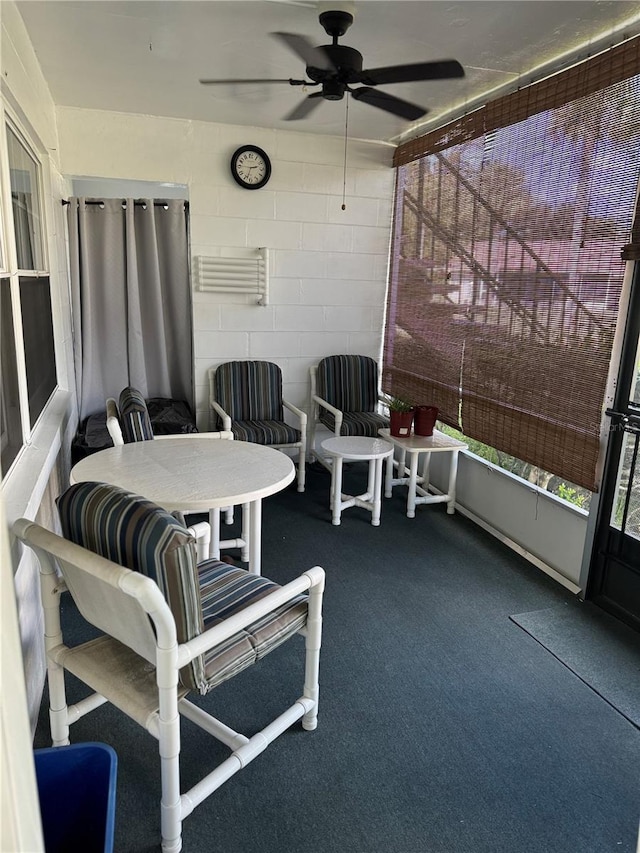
[447, 450, 460, 514]
[248, 500, 262, 575]
[331, 457, 343, 525]
[371, 458, 384, 526]
[407, 452, 420, 518]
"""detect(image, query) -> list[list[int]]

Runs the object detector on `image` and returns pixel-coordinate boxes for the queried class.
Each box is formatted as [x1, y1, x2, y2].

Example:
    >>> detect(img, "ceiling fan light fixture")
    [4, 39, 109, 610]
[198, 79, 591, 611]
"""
[323, 80, 345, 101]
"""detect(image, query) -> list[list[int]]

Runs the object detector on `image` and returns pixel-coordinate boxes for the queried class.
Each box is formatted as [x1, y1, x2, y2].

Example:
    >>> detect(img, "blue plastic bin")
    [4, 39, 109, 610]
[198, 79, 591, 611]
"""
[34, 742, 117, 853]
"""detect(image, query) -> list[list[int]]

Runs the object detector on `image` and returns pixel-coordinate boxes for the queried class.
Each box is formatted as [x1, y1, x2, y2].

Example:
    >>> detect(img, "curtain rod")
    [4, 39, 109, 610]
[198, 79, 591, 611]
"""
[61, 199, 189, 208]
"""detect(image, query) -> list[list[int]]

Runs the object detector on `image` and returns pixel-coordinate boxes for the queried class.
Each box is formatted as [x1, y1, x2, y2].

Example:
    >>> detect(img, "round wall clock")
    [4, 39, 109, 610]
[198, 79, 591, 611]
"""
[230, 145, 272, 190]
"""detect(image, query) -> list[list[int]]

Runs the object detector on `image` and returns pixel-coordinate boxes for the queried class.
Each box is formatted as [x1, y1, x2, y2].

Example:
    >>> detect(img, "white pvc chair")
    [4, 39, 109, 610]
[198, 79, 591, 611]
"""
[15, 481, 324, 853]
[106, 393, 249, 562]
[308, 355, 389, 471]
[208, 361, 307, 492]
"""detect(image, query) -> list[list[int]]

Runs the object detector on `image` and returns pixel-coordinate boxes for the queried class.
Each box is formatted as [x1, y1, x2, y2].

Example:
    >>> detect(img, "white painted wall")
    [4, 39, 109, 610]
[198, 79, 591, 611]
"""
[55, 106, 395, 428]
[427, 450, 587, 588]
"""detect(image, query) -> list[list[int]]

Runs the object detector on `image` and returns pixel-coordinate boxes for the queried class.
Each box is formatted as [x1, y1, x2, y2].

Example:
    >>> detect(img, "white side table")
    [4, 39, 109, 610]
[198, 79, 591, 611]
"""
[379, 428, 468, 518]
[320, 436, 394, 526]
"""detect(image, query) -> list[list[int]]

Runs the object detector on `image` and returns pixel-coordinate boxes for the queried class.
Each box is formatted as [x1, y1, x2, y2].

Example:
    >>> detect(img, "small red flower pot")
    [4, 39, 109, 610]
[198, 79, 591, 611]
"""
[414, 406, 438, 437]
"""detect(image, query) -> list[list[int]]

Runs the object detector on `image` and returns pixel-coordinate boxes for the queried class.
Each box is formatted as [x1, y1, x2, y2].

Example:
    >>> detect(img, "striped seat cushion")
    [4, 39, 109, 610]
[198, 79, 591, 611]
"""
[317, 355, 380, 413]
[319, 409, 389, 438]
[231, 420, 301, 445]
[118, 386, 154, 443]
[57, 481, 206, 689]
[196, 560, 308, 691]
[57, 482, 308, 695]
[214, 361, 284, 423]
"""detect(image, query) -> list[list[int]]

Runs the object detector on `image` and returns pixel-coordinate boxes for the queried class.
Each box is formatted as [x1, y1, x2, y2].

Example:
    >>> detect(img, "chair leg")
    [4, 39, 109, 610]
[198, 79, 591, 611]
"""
[158, 654, 183, 852]
[302, 571, 324, 731]
[39, 563, 71, 746]
[48, 660, 71, 746]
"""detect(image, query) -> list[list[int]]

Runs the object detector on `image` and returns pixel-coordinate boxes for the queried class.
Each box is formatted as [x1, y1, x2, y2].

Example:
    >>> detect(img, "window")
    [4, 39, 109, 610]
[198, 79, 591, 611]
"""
[6, 126, 44, 271]
[1, 277, 22, 472]
[0, 120, 56, 476]
[385, 37, 640, 492]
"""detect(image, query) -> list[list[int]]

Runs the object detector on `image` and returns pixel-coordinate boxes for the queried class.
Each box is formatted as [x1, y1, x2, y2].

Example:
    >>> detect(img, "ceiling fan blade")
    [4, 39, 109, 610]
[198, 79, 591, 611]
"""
[350, 87, 427, 121]
[271, 32, 335, 71]
[283, 92, 324, 121]
[200, 78, 308, 85]
[357, 60, 464, 86]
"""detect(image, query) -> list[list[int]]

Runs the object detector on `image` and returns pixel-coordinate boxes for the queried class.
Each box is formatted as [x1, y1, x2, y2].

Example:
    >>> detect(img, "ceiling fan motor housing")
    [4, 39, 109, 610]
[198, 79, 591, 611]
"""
[306, 44, 363, 84]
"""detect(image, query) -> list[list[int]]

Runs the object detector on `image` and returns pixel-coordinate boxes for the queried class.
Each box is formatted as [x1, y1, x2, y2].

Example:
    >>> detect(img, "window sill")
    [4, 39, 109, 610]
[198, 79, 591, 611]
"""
[3, 389, 76, 533]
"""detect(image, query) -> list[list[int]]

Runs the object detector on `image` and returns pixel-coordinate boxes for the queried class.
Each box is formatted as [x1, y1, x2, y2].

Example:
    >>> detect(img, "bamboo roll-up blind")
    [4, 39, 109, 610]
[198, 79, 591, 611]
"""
[384, 37, 640, 491]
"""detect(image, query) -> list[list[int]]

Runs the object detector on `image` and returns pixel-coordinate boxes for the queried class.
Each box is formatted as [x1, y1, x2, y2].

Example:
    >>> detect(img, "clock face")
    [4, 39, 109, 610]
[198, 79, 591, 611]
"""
[231, 146, 272, 190]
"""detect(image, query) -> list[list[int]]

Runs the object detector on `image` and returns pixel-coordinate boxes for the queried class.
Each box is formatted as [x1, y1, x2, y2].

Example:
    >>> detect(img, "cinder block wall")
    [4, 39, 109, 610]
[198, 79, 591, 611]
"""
[55, 107, 396, 429]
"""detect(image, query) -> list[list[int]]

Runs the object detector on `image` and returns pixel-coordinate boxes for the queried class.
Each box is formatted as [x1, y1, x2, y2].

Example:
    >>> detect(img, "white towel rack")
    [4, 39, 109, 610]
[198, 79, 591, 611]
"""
[195, 248, 269, 305]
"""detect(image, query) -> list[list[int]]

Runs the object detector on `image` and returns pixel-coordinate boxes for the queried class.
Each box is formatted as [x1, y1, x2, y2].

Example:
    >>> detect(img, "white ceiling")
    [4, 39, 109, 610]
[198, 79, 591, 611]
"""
[16, 0, 640, 145]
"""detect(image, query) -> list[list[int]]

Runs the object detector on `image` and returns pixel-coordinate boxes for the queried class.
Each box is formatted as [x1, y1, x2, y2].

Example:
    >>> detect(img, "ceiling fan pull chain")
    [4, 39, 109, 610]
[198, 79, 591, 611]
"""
[342, 93, 349, 211]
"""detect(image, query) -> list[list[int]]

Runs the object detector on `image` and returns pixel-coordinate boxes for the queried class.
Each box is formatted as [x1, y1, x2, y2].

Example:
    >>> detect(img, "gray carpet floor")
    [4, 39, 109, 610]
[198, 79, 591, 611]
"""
[34, 462, 640, 853]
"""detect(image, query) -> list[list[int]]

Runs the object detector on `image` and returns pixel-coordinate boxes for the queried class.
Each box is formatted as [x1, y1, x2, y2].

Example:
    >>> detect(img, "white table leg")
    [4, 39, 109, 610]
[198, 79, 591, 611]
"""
[399, 447, 407, 478]
[366, 456, 376, 501]
[447, 450, 460, 514]
[248, 499, 262, 574]
[241, 502, 250, 561]
[371, 457, 384, 526]
[384, 449, 394, 498]
[407, 451, 420, 518]
[332, 456, 343, 525]
[208, 508, 221, 559]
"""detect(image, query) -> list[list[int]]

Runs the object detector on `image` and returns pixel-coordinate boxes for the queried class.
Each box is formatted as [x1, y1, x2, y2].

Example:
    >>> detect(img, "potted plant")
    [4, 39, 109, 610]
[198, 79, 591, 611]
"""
[387, 396, 414, 437]
[414, 405, 439, 437]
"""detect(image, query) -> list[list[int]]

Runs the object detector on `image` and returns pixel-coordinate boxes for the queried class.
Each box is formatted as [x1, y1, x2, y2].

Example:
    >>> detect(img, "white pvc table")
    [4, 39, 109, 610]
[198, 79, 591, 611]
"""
[320, 436, 393, 526]
[70, 438, 295, 575]
[379, 428, 468, 518]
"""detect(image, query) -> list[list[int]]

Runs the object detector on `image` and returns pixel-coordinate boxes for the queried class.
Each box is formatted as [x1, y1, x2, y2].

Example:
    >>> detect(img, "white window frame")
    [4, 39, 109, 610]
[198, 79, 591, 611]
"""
[0, 105, 56, 478]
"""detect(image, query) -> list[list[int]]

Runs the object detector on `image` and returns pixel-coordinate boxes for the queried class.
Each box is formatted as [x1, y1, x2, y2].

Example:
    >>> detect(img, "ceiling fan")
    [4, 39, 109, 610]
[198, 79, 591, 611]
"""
[199, 7, 464, 122]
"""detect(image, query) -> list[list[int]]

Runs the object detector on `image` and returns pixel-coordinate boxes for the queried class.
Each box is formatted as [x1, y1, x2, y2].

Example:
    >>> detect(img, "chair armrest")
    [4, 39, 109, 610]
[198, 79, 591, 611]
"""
[283, 399, 307, 428]
[210, 401, 232, 432]
[155, 431, 234, 441]
[378, 394, 392, 414]
[178, 566, 325, 664]
[105, 398, 124, 446]
[312, 394, 343, 435]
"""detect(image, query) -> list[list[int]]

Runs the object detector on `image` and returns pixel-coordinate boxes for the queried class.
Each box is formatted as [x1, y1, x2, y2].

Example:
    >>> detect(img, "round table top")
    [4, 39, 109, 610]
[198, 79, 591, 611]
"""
[70, 437, 295, 511]
[321, 436, 394, 460]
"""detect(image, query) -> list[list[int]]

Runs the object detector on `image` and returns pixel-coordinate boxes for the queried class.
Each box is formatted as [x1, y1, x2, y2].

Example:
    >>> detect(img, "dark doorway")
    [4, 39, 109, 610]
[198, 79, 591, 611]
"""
[588, 260, 640, 631]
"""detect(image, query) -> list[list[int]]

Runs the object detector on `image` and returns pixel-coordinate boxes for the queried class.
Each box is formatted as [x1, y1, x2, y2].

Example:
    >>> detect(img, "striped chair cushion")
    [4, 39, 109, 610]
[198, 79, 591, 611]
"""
[196, 560, 308, 691]
[214, 361, 284, 422]
[319, 409, 389, 438]
[118, 386, 154, 443]
[57, 482, 308, 695]
[231, 420, 301, 445]
[317, 355, 380, 413]
[57, 481, 206, 690]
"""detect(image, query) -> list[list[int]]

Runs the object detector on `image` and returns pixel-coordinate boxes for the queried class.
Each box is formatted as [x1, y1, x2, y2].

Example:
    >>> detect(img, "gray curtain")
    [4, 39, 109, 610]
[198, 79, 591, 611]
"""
[67, 198, 193, 419]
